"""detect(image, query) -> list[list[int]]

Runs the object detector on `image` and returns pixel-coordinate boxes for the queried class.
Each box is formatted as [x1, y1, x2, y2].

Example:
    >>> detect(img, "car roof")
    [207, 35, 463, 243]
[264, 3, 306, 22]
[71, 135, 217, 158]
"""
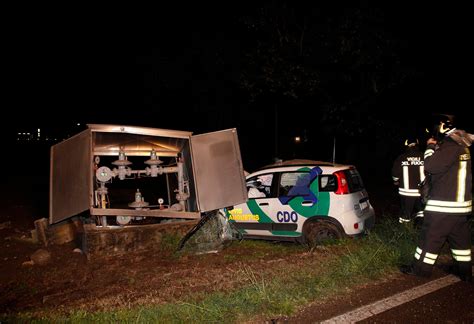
[257, 159, 345, 170]
[249, 159, 354, 176]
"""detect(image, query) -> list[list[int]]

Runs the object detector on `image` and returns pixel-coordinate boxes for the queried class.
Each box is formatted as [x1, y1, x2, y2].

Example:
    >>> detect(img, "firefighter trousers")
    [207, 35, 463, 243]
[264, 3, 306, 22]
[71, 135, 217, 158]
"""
[413, 211, 472, 280]
[399, 195, 423, 222]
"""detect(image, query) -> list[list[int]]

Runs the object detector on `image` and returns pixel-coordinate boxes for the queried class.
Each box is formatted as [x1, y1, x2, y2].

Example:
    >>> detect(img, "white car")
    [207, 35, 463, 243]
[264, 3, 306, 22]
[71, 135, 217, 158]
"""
[225, 159, 375, 245]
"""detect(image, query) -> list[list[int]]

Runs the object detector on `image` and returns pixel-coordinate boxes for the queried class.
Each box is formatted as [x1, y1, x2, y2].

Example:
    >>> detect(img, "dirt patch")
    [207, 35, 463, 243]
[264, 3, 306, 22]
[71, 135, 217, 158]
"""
[1, 202, 330, 318]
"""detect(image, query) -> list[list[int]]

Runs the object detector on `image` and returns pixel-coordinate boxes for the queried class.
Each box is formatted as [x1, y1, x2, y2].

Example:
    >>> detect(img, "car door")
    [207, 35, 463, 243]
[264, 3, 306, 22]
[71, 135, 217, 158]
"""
[272, 171, 313, 236]
[274, 166, 329, 235]
[227, 173, 276, 236]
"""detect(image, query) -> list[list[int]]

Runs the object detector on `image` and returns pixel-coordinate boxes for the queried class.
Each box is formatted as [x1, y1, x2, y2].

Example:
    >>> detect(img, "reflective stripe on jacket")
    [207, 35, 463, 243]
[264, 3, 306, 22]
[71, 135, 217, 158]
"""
[392, 146, 425, 197]
[424, 136, 472, 215]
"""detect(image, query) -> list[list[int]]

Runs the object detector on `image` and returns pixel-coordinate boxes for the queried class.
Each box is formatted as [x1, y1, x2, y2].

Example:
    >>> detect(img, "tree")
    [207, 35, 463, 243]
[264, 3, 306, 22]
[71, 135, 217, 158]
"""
[238, 3, 417, 140]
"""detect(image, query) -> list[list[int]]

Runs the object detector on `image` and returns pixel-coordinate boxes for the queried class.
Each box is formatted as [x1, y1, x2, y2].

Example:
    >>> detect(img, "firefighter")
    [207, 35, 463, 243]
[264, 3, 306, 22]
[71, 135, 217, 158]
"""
[392, 136, 425, 224]
[401, 115, 472, 282]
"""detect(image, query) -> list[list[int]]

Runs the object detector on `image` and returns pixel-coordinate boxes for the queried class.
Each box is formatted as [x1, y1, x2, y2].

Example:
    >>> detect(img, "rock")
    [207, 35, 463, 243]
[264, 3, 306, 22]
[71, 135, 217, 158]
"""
[0, 221, 11, 230]
[34, 218, 49, 246]
[30, 249, 51, 265]
[73, 248, 83, 254]
[30, 229, 38, 244]
[22, 260, 35, 267]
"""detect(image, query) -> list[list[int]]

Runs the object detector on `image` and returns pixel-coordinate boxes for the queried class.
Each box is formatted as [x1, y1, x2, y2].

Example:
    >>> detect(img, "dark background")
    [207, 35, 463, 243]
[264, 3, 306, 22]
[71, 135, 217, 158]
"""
[4, 3, 472, 189]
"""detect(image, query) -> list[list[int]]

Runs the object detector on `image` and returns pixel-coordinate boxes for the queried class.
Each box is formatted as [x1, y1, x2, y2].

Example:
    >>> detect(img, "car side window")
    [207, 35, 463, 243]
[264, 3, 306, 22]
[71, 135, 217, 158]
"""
[246, 174, 274, 198]
[320, 175, 337, 192]
[279, 172, 311, 196]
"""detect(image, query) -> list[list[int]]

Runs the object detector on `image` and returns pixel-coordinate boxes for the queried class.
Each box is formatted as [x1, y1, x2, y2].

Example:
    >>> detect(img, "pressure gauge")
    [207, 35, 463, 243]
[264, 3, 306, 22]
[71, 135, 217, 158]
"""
[158, 198, 164, 204]
[94, 156, 100, 164]
[96, 166, 113, 182]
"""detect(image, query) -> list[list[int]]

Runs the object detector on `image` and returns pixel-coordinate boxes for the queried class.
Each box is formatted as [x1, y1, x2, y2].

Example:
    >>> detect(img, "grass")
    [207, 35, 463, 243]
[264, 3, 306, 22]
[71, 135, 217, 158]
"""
[4, 217, 453, 323]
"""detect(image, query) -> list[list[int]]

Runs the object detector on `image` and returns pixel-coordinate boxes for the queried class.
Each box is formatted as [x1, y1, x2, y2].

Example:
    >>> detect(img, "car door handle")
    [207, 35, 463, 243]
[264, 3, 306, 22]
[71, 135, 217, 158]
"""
[259, 202, 269, 206]
[301, 200, 314, 206]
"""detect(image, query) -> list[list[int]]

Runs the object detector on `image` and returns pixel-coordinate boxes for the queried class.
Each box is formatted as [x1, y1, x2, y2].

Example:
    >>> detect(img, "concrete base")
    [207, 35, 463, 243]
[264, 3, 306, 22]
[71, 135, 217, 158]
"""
[81, 220, 198, 259]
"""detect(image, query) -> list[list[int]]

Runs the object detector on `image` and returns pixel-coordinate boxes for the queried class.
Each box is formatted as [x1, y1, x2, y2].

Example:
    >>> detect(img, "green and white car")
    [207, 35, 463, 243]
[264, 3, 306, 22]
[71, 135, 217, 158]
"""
[225, 159, 375, 245]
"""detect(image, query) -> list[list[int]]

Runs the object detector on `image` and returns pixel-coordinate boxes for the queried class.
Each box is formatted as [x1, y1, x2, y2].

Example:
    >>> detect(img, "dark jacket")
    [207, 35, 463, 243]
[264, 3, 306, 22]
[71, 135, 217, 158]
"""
[392, 146, 425, 197]
[424, 130, 473, 215]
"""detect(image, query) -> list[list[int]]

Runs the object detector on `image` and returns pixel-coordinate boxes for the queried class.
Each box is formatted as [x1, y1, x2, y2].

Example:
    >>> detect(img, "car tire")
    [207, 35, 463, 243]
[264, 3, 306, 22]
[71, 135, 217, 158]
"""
[303, 220, 343, 246]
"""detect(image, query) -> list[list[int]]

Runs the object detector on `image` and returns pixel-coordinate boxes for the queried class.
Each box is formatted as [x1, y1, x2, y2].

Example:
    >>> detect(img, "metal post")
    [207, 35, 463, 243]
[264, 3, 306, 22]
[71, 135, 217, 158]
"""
[274, 105, 279, 159]
[332, 136, 336, 164]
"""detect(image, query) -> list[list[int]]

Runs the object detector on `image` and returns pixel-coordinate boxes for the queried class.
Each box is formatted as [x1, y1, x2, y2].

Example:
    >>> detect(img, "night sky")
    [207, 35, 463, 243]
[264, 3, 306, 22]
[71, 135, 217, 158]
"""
[5, 3, 473, 178]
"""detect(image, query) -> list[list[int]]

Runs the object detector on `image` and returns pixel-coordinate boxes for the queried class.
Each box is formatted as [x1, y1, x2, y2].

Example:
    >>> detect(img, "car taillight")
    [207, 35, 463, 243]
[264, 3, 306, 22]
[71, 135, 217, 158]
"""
[334, 170, 350, 194]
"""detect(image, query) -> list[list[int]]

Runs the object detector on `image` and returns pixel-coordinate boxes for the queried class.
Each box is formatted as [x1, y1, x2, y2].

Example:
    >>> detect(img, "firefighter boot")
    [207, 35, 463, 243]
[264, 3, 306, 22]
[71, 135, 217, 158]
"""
[458, 263, 473, 283]
[400, 263, 431, 278]
[449, 263, 472, 283]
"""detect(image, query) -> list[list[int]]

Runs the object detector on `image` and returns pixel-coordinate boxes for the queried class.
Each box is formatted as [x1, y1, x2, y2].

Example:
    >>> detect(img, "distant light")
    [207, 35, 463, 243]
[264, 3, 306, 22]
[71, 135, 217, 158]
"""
[77, 123, 81, 126]
[38, 128, 41, 133]
[17, 132, 21, 135]
[294, 136, 301, 143]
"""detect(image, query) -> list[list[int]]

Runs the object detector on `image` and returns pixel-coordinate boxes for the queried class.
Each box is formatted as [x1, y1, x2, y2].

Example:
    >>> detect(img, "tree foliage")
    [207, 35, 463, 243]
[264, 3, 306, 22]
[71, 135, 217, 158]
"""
[238, 3, 416, 136]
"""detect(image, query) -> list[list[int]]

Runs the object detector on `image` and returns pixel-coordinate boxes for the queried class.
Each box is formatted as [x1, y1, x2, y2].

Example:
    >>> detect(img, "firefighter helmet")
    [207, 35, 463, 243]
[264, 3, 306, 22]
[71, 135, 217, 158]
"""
[404, 136, 419, 147]
[431, 114, 455, 140]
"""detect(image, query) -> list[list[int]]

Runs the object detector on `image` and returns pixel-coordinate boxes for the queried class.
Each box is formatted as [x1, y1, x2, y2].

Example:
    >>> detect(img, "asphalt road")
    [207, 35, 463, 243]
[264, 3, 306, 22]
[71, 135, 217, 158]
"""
[358, 279, 473, 323]
[276, 266, 473, 323]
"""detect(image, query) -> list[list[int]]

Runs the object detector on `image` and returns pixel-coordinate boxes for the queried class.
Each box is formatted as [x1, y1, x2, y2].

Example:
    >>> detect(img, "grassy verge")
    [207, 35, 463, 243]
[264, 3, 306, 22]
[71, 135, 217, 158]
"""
[5, 218, 444, 323]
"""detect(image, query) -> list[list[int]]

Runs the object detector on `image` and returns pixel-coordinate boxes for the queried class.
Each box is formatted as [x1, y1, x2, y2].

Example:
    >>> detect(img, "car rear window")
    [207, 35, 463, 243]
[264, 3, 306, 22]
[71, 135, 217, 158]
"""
[344, 168, 365, 192]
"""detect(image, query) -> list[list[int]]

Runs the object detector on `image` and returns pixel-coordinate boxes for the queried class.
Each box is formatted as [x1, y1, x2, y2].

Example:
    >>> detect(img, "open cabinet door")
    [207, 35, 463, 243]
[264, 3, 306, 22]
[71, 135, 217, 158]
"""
[190, 128, 247, 212]
[49, 129, 92, 224]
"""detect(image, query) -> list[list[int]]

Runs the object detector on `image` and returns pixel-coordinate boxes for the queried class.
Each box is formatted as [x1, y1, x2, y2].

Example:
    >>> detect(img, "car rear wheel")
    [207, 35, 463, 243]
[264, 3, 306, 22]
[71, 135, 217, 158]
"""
[303, 220, 343, 246]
